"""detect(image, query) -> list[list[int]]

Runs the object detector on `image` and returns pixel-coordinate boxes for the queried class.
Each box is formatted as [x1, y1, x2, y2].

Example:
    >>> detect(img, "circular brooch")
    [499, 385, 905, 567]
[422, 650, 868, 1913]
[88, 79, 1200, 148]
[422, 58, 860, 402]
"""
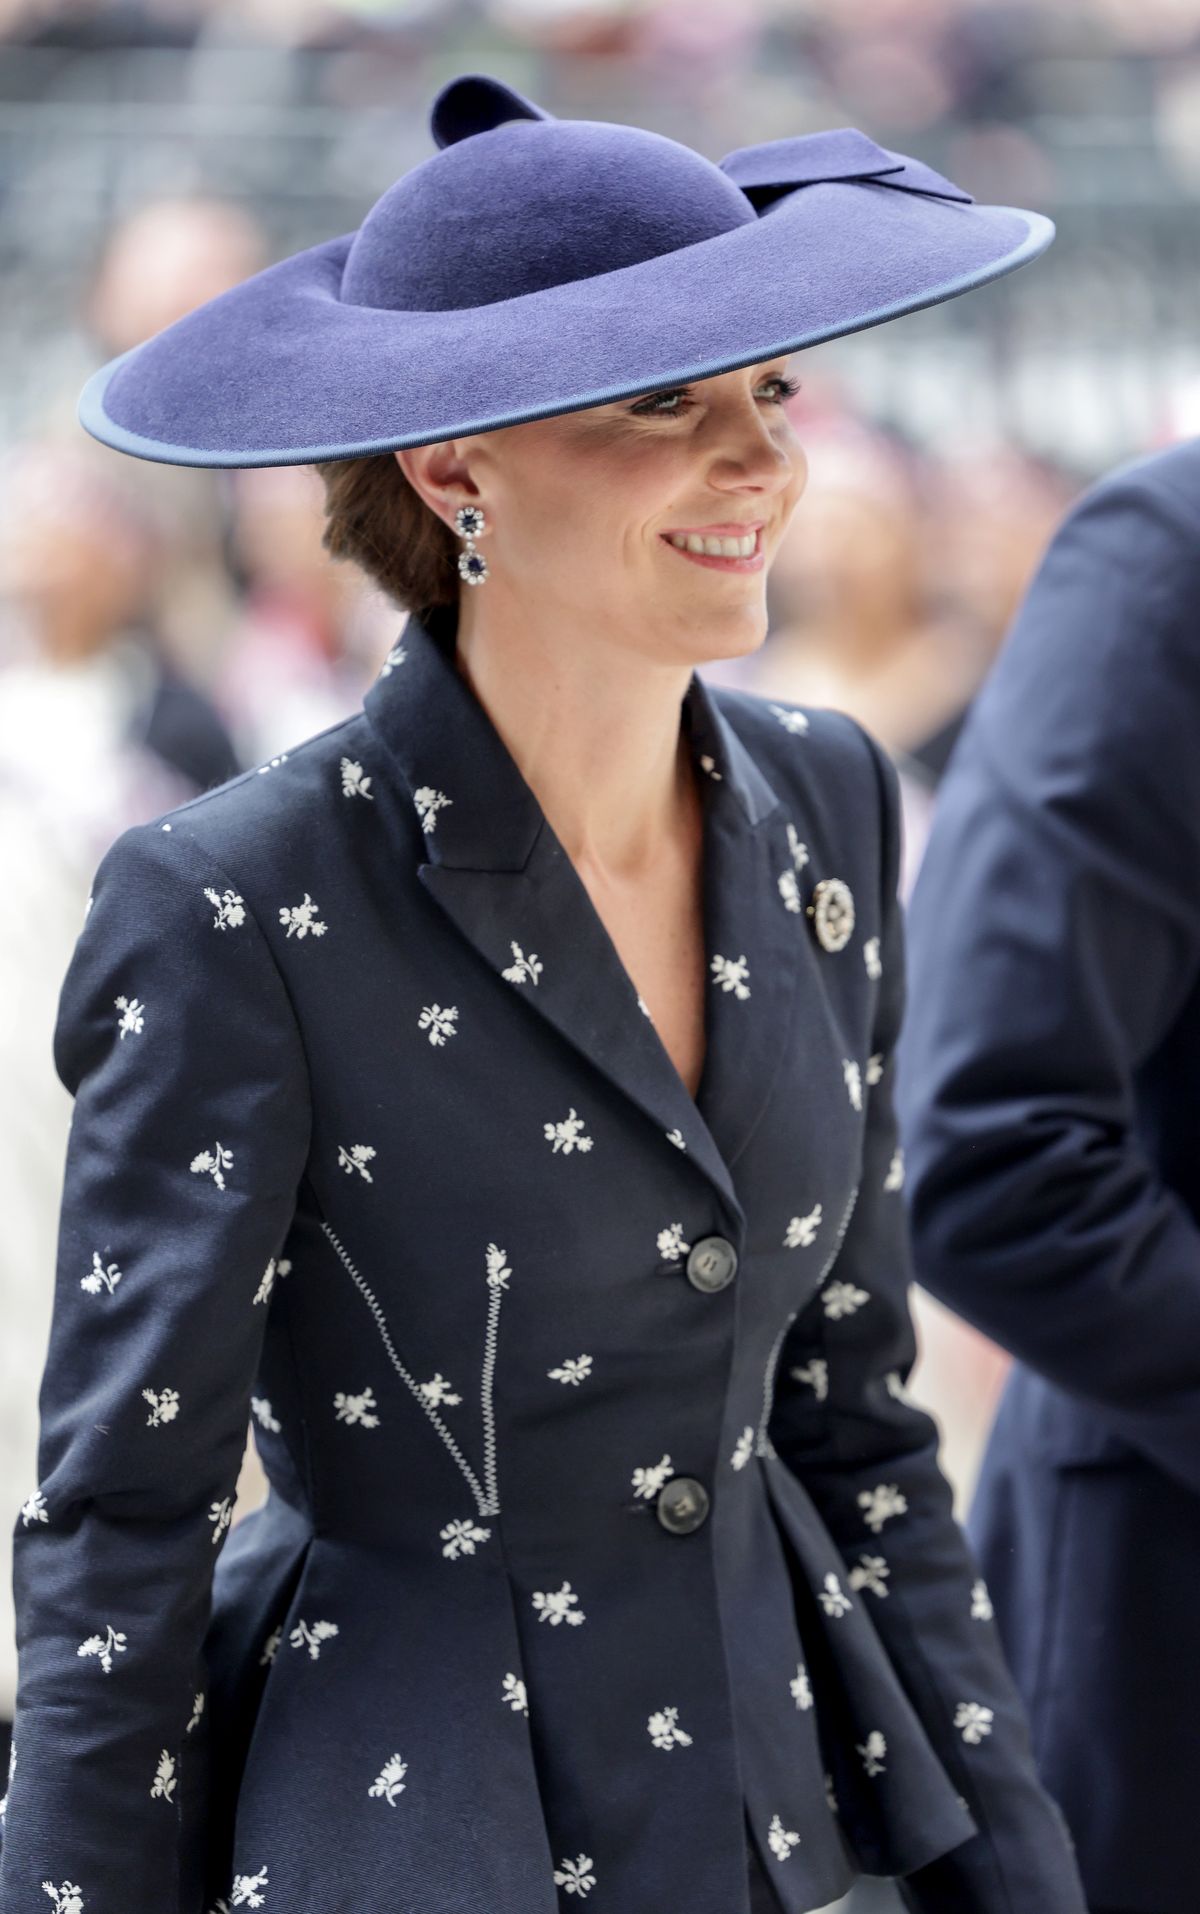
[807, 877, 855, 953]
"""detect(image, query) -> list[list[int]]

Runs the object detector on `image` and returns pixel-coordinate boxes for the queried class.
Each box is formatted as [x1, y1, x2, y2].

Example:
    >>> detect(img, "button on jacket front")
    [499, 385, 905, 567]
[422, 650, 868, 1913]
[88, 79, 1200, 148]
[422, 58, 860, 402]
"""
[0, 604, 1084, 1914]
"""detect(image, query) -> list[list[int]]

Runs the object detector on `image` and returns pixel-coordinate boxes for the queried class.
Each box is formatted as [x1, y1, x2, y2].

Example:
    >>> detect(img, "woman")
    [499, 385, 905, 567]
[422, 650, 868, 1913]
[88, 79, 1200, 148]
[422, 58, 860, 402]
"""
[0, 72, 1083, 1914]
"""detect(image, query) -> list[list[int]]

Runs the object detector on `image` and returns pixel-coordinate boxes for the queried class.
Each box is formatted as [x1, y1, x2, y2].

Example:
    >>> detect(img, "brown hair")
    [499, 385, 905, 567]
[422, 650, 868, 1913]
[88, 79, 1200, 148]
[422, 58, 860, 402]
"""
[312, 452, 459, 615]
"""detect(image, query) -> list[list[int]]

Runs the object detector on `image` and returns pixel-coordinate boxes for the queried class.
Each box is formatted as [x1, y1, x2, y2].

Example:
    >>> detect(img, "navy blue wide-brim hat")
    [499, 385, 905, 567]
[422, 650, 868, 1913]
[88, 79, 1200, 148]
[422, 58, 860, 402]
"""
[78, 71, 1054, 469]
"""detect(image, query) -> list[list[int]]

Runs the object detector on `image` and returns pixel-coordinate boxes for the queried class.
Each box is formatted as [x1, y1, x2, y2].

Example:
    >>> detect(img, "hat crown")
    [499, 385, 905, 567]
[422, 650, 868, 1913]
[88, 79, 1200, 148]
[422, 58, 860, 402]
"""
[340, 117, 755, 314]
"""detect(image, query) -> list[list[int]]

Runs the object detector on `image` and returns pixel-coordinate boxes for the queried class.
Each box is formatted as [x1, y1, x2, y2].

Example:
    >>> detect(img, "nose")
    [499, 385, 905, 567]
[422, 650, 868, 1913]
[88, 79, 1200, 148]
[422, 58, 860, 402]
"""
[707, 392, 797, 495]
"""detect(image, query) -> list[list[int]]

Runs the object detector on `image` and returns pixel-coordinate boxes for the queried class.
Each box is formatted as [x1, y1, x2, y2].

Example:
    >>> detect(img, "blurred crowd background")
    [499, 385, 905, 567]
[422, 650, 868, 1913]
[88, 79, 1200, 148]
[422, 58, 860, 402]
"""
[2, 0, 1199, 1772]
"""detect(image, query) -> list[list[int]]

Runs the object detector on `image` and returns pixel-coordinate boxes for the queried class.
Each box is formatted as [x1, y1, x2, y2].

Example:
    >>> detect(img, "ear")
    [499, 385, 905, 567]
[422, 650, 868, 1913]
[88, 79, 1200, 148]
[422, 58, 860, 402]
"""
[394, 444, 485, 534]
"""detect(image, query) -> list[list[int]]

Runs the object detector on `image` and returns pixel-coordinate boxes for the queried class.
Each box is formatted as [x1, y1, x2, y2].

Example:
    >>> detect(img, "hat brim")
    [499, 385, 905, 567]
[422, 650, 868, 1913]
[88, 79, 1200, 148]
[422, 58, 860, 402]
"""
[79, 183, 1053, 469]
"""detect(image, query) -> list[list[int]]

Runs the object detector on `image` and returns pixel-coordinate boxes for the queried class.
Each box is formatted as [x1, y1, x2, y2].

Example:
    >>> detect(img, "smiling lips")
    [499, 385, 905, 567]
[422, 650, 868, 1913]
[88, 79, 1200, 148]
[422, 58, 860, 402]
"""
[662, 525, 764, 570]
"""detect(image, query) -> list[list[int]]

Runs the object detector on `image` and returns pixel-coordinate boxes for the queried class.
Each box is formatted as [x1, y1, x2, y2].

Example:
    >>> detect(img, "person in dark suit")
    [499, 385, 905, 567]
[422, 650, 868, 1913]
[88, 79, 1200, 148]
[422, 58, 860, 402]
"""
[896, 437, 1200, 1914]
[0, 71, 1084, 1914]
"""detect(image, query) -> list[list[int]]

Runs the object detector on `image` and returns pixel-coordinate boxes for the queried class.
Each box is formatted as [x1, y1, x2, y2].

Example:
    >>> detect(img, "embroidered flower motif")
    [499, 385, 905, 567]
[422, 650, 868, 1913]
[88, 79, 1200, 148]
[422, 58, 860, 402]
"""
[731, 1427, 755, 1471]
[786, 822, 809, 869]
[648, 1706, 693, 1750]
[884, 1147, 905, 1192]
[531, 1581, 585, 1626]
[711, 953, 751, 999]
[863, 937, 882, 980]
[76, 1624, 127, 1673]
[187, 1691, 205, 1733]
[665, 1127, 687, 1150]
[698, 753, 722, 781]
[818, 1572, 852, 1618]
[289, 1619, 338, 1660]
[767, 1813, 801, 1861]
[441, 1517, 491, 1560]
[380, 642, 406, 676]
[822, 1279, 870, 1321]
[858, 1730, 887, 1777]
[954, 1701, 995, 1745]
[543, 1107, 594, 1154]
[337, 1143, 376, 1185]
[788, 1358, 828, 1401]
[548, 1355, 593, 1386]
[368, 1753, 407, 1803]
[204, 887, 246, 931]
[41, 1885, 84, 1914]
[858, 1483, 908, 1533]
[848, 1555, 891, 1598]
[80, 1251, 122, 1296]
[971, 1580, 994, 1622]
[866, 1051, 885, 1087]
[553, 1855, 596, 1897]
[256, 754, 290, 775]
[251, 1396, 281, 1432]
[783, 1205, 822, 1249]
[631, 1455, 673, 1499]
[209, 1497, 234, 1545]
[259, 1627, 281, 1666]
[418, 1373, 461, 1409]
[253, 1255, 290, 1306]
[229, 1865, 269, 1907]
[777, 868, 801, 913]
[141, 1386, 180, 1427]
[418, 1003, 459, 1046]
[656, 1222, 690, 1262]
[20, 1487, 48, 1526]
[334, 1386, 380, 1428]
[278, 892, 327, 939]
[769, 702, 810, 736]
[413, 786, 452, 833]
[150, 1749, 177, 1800]
[114, 994, 145, 1038]
[485, 1241, 512, 1290]
[190, 1142, 233, 1191]
[340, 757, 375, 801]
[790, 1664, 813, 1710]
[501, 940, 542, 985]
[843, 1059, 863, 1111]
[502, 1672, 529, 1716]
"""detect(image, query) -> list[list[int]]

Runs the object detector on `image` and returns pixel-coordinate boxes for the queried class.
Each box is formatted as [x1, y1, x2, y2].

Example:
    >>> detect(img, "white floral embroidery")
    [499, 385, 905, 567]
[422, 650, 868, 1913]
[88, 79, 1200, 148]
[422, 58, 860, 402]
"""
[204, 887, 246, 931]
[278, 892, 327, 939]
[822, 1279, 870, 1321]
[337, 1142, 376, 1182]
[253, 1255, 290, 1306]
[553, 1855, 596, 1897]
[187, 1691, 205, 1733]
[783, 1204, 822, 1248]
[848, 1554, 891, 1598]
[334, 1386, 381, 1429]
[230, 1865, 270, 1907]
[41, 1886, 84, 1914]
[884, 1147, 905, 1192]
[863, 937, 882, 981]
[711, 952, 751, 999]
[150, 1749, 177, 1800]
[209, 1497, 234, 1545]
[788, 1358, 828, 1401]
[142, 1386, 180, 1427]
[631, 1455, 673, 1499]
[548, 1354, 593, 1386]
[441, 1517, 491, 1560]
[485, 1240, 512, 1292]
[731, 1426, 755, 1471]
[259, 1627, 281, 1666]
[418, 1003, 459, 1046]
[543, 1107, 594, 1154]
[531, 1581, 585, 1626]
[866, 1053, 885, 1089]
[190, 1142, 233, 1191]
[380, 641, 406, 676]
[767, 1812, 802, 1860]
[114, 994, 145, 1038]
[698, 753, 722, 781]
[777, 869, 801, 913]
[502, 1672, 529, 1715]
[786, 821, 809, 870]
[368, 1752, 407, 1802]
[843, 1058, 862, 1111]
[777, 822, 811, 908]
[954, 1701, 995, 1745]
[255, 753, 290, 775]
[790, 1664, 813, 1710]
[648, 1706, 693, 1750]
[76, 1624, 127, 1673]
[414, 785, 452, 833]
[859, 1483, 908, 1533]
[819, 1572, 852, 1617]
[20, 1487, 48, 1526]
[80, 1251, 121, 1296]
[289, 1618, 339, 1660]
[340, 757, 375, 801]
[770, 702, 810, 736]
[971, 1580, 995, 1622]
[501, 939, 543, 985]
[418, 1373, 461, 1409]
[858, 1730, 887, 1776]
[657, 1222, 690, 1262]
[251, 1396, 281, 1433]
[665, 1127, 687, 1150]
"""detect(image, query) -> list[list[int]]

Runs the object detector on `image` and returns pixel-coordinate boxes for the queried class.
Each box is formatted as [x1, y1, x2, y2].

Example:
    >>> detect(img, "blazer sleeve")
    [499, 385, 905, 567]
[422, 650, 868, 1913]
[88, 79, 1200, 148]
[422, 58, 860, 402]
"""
[0, 819, 311, 1914]
[895, 461, 1200, 1496]
[767, 728, 1086, 1914]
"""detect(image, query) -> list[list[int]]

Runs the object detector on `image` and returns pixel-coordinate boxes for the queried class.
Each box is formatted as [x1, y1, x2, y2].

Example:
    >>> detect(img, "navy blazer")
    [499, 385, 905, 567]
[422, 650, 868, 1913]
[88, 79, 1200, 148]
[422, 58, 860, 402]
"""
[0, 603, 1082, 1914]
[896, 440, 1200, 1914]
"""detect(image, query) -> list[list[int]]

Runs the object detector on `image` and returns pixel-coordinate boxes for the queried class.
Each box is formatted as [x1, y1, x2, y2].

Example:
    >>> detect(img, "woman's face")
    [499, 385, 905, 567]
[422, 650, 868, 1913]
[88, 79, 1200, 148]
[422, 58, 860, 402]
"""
[414, 355, 807, 668]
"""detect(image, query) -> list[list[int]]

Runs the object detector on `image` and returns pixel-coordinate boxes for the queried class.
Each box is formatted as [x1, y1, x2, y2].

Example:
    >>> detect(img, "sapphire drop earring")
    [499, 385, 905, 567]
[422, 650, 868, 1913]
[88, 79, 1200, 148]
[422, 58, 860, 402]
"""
[454, 504, 489, 585]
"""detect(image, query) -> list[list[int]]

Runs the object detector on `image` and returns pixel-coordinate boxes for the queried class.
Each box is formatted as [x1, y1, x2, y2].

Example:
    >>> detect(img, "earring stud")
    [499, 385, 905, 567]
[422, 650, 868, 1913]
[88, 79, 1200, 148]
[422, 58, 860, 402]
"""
[454, 504, 489, 585]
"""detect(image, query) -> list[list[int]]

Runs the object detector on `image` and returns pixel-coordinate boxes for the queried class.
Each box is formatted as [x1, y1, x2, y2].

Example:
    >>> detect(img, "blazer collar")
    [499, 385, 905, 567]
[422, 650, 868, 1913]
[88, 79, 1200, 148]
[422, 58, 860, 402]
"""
[363, 604, 796, 1227]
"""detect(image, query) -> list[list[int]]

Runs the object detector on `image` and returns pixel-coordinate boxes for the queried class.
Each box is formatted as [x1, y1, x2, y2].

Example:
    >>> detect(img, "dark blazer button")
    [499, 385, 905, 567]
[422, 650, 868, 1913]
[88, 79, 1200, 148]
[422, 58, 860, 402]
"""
[685, 1235, 738, 1293]
[656, 1475, 711, 1535]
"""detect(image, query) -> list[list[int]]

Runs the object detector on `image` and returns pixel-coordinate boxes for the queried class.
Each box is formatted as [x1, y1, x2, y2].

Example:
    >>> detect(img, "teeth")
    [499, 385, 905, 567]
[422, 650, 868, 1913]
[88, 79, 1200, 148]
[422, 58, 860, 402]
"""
[667, 531, 757, 557]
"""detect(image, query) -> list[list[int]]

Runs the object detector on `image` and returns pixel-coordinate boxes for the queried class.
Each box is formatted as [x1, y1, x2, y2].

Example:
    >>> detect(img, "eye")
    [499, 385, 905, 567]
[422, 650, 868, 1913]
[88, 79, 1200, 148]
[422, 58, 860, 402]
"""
[629, 373, 801, 417]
